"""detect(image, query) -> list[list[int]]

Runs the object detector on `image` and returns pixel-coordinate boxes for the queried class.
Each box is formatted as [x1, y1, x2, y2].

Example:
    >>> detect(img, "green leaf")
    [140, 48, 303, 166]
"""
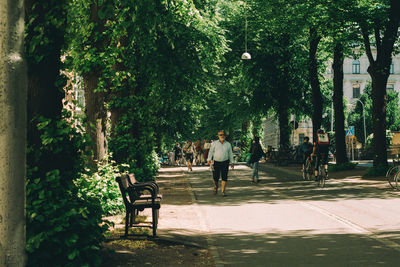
[68, 249, 79, 260]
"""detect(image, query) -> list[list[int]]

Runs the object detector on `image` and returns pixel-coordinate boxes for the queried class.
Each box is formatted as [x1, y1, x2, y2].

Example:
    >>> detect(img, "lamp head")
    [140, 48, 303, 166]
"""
[241, 52, 251, 60]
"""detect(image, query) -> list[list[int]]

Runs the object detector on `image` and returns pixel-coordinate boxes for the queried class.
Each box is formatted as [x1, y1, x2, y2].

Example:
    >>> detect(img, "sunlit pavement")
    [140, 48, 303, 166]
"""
[168, 164, 400, 266]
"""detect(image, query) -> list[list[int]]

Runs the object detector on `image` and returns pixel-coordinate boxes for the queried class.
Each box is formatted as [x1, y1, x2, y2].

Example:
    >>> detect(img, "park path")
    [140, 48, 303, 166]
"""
[158, 163, 400, 266]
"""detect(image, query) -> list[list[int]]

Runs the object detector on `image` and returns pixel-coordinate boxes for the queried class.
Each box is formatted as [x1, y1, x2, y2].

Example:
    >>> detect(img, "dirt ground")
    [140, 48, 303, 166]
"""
[100, 235, 212, 267]
[100, 167, 215, 267]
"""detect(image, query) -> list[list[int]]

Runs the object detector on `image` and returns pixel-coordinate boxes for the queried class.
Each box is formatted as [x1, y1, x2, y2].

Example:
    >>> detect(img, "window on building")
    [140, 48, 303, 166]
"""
[352, 59, 360, 74]
[390, 62, 394, 74]
[352, 84, 360, 98]
[387, 84, 394, 91]
[299, 133, 305, 144]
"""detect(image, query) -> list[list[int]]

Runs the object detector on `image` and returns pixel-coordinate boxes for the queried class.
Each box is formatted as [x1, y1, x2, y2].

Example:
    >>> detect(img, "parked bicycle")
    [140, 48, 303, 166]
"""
[386, 165, 400, 190]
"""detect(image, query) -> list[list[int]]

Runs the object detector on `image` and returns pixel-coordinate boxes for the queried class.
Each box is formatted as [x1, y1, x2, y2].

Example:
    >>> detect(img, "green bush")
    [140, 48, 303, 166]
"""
[108, 110, 160, 182]
[328, 162, 358, 172]
[365, 163, 390, 177]
[26, 116, 107, 267]
[76, 157, 127, 215]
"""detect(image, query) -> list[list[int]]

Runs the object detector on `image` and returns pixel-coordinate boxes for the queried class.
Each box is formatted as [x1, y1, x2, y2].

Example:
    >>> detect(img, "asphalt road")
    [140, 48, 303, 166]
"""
[183, 164, 400, 267]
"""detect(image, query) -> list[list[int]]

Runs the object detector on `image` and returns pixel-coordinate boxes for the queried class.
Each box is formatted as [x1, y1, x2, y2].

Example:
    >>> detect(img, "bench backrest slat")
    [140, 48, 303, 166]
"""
[116, 176, 131, 208]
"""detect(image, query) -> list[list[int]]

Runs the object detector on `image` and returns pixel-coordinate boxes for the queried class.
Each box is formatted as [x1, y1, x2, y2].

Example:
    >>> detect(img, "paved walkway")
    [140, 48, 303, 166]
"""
[157, 164, 400, 266]
[156, 167, 209, 248]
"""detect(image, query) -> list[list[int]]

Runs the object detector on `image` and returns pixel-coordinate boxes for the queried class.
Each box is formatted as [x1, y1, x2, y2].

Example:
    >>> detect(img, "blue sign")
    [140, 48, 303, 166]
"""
[346, 126, 355, 137]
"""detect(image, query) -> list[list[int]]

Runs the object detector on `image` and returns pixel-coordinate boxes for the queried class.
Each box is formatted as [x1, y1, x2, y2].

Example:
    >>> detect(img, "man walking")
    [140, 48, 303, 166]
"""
[207, 130, 234, 197]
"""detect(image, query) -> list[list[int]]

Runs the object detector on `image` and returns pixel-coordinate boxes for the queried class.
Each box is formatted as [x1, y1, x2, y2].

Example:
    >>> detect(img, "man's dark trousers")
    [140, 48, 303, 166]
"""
[213, 160, 230, 182]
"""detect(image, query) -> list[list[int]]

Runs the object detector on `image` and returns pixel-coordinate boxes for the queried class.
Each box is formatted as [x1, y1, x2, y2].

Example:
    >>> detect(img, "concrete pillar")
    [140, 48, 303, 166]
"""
[0, 0, 27, 266]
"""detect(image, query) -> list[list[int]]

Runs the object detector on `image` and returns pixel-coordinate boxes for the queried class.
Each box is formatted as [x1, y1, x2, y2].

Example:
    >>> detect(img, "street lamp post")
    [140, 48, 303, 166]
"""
[241, 3, 251, 60]
[331, 101, 333, 133]
[350, 99, 367, 146]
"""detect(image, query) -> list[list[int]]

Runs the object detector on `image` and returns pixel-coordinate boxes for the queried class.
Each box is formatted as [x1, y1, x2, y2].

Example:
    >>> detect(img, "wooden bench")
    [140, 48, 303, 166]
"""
[116, 174, 162, 237]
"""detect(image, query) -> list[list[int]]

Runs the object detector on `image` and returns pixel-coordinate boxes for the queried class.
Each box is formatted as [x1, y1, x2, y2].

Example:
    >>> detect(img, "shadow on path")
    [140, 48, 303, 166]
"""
[210, 230, 400, 266]
[182, 164, 400, 206]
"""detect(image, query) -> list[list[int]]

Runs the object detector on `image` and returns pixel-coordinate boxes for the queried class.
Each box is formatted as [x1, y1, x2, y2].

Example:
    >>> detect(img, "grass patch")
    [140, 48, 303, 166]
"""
[119, 215, 148, 224]
[106, 239, 157, 250]
[364, 164, 390, 177]
[105, 225, 152, 239]
[328, 162, 358, 172]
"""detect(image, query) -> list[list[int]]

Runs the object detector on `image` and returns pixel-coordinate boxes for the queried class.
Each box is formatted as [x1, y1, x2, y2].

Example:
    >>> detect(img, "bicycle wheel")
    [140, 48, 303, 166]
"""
[318, 165, 326, 188]
[386, 166, 397, 189]
[395, 170, 400, 190]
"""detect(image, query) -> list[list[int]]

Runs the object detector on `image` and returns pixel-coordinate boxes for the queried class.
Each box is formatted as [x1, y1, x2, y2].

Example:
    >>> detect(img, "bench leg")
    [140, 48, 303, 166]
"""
[152, 208, 157, 237]
[130, 210, 134, 226]
[124, 210, 129, 237]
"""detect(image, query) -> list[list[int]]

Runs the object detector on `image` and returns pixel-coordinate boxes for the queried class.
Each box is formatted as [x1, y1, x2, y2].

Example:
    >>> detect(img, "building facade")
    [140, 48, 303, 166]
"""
[262, 117, 313, 148]
[262, 50, 400, 149]
[327, 50, 400, 102]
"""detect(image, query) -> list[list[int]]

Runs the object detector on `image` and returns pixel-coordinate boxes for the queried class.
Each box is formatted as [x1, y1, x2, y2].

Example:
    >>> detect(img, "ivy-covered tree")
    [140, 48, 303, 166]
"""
[69, 0, 227, 178]
[25, 1, 105, 265]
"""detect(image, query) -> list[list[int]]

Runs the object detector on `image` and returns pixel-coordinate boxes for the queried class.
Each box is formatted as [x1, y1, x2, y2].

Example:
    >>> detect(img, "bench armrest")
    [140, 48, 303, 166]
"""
[128, 183, 157, 199]
[126, 174, 159, 194]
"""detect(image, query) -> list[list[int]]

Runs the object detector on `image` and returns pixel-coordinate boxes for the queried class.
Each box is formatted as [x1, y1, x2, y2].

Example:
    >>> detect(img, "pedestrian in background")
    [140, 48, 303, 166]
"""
[194, 139, 202, 165]
[183, 140, 194, 172]
[203, 139, 211, 164]
[174, 142, 183, 166]
[207, 130, 234, 197]
[249, 136, 265, 183]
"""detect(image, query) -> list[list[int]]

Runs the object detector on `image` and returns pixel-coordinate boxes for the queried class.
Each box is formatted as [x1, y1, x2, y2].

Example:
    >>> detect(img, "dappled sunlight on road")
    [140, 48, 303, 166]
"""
[210, 230, 399, 266]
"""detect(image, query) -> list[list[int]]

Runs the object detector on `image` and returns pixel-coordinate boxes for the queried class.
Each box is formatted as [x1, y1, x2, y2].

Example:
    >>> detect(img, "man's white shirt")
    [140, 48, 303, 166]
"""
[207, 140, 234, 164]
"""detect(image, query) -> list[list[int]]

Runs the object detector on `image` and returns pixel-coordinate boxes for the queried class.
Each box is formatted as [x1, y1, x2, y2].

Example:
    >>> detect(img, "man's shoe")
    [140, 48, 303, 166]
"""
[222, 192, 227, 197]
[213, 187, 218, 195]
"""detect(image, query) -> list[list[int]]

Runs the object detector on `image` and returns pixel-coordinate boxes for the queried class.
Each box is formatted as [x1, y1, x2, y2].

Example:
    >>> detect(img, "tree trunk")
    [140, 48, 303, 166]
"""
[25, 0, 65, 143]
[83, 2, 108, 163]
[0, 0, 27, 265]
[369, 67, 389, 166]
[332, 43, 348, 164]
[83, 73, 108, 162]
[359, 0, 400, 166]
[308, 27, 323, 141]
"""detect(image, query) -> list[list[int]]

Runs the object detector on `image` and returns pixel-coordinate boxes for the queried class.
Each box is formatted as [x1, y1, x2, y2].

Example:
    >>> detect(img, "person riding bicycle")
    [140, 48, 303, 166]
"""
[299, 137, 313, 172]
[311, 129, 330, 181]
